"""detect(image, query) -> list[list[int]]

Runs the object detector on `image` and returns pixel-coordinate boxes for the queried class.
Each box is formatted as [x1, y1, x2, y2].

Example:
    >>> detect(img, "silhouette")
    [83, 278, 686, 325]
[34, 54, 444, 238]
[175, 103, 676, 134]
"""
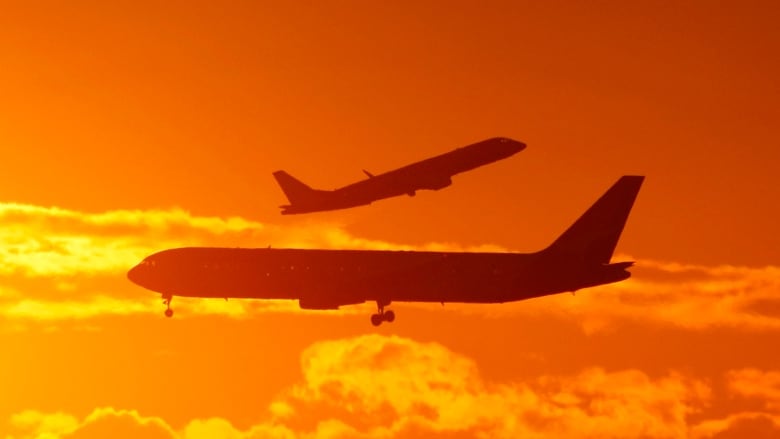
[273, 137, 525, 214]
[128, 176, 643, 326]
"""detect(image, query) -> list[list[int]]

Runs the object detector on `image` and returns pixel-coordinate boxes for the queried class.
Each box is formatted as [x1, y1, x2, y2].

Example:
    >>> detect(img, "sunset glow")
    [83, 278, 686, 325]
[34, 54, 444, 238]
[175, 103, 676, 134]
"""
[2, 1, 779, 438]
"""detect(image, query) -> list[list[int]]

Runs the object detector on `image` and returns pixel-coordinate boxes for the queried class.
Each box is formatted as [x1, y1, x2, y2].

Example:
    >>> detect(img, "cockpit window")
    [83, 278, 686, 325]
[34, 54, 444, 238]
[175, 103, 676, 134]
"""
[140, 259, 157, 267]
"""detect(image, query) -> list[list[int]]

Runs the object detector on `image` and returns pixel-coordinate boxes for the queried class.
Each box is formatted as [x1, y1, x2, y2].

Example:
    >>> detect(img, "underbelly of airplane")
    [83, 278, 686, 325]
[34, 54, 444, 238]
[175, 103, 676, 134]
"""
[170, 268, 527, 305]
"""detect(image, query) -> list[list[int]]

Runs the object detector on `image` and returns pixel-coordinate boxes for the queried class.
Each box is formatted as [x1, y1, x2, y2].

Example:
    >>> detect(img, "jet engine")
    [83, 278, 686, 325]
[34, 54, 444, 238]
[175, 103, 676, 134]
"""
[419, 176, 452, 191]
[298, 297, 364, 310]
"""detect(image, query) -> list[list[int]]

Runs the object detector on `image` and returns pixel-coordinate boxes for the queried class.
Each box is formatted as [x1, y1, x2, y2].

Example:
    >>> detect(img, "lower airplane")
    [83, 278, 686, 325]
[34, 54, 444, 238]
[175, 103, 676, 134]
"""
[127, 176, 644, 326]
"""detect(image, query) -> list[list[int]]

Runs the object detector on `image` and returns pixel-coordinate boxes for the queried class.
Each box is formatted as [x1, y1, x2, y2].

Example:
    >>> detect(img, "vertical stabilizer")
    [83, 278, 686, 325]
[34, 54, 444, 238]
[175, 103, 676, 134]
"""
[272, 171, 317, 205]
[542, 176, 644, 264]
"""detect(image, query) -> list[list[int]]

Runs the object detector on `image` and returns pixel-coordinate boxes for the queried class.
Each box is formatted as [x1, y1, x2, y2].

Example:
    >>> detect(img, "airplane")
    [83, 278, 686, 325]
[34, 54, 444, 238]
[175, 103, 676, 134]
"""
[127, 175, 644, 326]
[272, 137, 525, 214]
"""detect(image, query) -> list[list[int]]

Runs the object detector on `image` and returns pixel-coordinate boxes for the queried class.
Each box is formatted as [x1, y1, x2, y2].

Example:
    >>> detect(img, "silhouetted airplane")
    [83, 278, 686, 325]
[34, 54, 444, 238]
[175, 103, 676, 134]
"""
[272, 137, 525, 214]
[128, 176, 644, 326]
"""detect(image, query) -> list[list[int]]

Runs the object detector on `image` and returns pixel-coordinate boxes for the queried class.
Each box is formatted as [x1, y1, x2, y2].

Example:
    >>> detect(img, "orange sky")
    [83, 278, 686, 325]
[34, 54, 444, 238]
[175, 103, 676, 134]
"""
[1, 1, 779, 438]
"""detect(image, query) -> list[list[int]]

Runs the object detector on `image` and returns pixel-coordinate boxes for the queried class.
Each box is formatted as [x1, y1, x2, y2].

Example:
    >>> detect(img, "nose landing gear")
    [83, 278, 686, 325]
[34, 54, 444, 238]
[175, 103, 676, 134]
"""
[163, 295, 174, 318]
[370, 300, 395, 326]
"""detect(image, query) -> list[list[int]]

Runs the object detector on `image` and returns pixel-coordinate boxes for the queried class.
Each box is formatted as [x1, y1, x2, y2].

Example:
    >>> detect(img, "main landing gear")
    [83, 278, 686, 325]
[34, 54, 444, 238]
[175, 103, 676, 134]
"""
[163, 295, 174, 318]
[370, 300, 395, 327]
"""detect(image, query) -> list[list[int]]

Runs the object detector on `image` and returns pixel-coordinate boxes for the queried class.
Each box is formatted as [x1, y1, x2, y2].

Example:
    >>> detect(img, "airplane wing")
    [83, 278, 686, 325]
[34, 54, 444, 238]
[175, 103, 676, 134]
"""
[298, 295, 365, 310]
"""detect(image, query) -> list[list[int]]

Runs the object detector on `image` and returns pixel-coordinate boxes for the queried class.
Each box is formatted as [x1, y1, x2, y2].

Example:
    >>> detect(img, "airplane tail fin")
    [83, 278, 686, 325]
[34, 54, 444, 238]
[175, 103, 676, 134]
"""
[272, 171, 318, 206]
[541, 176, 644, 264]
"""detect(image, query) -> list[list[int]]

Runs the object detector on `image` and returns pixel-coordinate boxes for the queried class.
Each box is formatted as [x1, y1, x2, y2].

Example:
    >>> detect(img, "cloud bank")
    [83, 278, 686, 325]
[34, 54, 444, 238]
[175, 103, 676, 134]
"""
[1, 202, 780, 333]
[7, 335, 780, 438]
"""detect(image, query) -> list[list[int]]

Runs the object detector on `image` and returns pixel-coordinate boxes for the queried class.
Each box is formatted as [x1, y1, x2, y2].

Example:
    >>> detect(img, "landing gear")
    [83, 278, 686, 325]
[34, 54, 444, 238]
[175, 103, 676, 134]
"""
[163, 295, 174, 318]
[370, 300, 395, 326]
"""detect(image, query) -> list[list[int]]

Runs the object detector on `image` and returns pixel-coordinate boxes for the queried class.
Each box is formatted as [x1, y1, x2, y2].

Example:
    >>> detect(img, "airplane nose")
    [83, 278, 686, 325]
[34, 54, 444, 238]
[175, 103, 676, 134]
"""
[497, 137, 526, 155]
[127, 263, 142, 286]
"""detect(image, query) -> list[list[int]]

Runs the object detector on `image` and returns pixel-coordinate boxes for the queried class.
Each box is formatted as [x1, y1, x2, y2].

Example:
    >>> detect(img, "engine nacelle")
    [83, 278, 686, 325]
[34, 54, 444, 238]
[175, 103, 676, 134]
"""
[298, 297, 364, 310]
[420, 176, 452, 191]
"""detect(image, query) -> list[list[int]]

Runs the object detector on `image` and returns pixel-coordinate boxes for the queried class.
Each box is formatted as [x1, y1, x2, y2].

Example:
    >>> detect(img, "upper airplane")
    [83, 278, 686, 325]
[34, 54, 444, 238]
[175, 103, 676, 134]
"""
[272, 137, 525, 214]
[128, 176, 644, 326]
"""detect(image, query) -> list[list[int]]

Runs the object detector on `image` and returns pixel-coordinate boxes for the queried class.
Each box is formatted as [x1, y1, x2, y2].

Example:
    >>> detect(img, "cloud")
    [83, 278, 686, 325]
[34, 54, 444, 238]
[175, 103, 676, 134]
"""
[9, 336, 780, 438]
[0, 202, 493, 322]
[0, 202, 261, 278]
[3, 201, 780, 332]
[278, 335, 710, 438]
[7, 408, 175, 439]
[0, 202, 501, 278]
[5, 335, 714, 439]
[689, 412, 780, 439]
[9, 410, 79, 438]
[64, 408, 176, 439]
[727, 369, 780, 410]
[2, 296, 158, 320]
[488, 259, 780, 333]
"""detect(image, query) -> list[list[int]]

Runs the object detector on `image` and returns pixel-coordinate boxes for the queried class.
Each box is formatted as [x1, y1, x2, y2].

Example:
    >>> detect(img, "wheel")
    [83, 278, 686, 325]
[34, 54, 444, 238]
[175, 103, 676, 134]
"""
[164, 308, 174, 318]
[383, 310, 395, 323]
[370, 313, 383, 326]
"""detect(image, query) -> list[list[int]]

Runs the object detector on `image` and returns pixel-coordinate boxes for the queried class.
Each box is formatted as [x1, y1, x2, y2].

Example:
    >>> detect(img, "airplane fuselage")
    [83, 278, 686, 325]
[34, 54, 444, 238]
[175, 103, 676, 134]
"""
[276, 137, 525, 214]
[127, 247, 631, 309]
